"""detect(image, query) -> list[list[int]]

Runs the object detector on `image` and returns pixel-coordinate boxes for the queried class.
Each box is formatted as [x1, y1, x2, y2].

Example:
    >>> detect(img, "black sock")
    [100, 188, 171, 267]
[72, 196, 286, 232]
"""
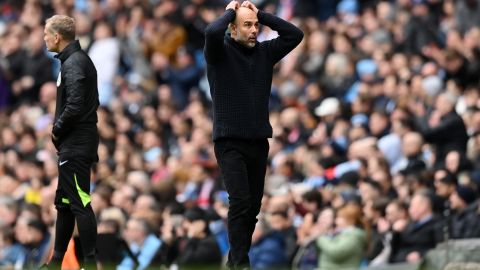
[84, 254, 96, 262]
[49, 250, 66, 268]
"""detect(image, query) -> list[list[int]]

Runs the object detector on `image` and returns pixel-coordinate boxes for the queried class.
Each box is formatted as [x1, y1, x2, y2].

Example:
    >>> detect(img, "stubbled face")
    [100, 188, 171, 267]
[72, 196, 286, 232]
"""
[409, 194, 430, 221]
[44, 23, 59, 52]
[231, 7, 258, 48]
[435, 94, 454, 116]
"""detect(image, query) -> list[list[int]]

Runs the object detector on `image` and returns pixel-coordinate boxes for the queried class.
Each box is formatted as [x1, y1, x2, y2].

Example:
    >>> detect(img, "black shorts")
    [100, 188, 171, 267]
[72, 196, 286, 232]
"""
[55, 156, 94, 211]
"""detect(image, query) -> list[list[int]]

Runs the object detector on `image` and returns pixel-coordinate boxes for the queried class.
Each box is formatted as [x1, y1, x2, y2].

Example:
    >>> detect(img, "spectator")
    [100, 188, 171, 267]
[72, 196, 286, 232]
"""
[403, 0, 441, 55]
[111, 184, 138, 216]
[15, 26, 54, 104]
[175, 206, 222, 268]
[1, 30, 26, 106]
[207, 206, 229, 258]
[117, 217, 162, 270]
[167, 47, 203, 109]
[364, 197, 389, 261]
[15, 217, 51, 269]
[448, 185, 480, 239]
[146, 14, 186, 63]
[434, 172, 458, 213]
[319, 53, 355, 98]
[369, 199, 409, 266]
[390, 191, 440, 263]
[0, 224, 26, 268]
[416, 92, 469, 169]
[455, 0, 480, 34]
[249, 212, 289, 270]
[316, 203, 367, 270]
[0, 196, 19, 227]
[294, 207, 335, 270]
[90, 184, 114, 217]
[300, 188, 323, 216]
[395, 131, 426, 175]
[88, 21, 120, 107]
[96, 219, 125, 266]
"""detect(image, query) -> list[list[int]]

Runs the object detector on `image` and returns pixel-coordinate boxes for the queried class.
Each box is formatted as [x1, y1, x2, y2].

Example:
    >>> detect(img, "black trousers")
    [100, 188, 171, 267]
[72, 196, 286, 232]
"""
[54, 155, 97, 265]
[214, 138, 269, 269]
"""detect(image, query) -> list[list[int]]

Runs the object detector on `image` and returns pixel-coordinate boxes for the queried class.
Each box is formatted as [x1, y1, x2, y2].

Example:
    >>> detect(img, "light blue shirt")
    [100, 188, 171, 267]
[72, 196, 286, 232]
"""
[117, 234, 162, 270]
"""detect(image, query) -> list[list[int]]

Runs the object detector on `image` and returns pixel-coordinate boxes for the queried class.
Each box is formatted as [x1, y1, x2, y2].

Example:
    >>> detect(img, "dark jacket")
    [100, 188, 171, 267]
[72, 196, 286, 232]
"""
[53, 40, 99, 160]
[204, 9, 303, 141]
[20, 50, 54, 103]
[250, 231, 289, 270]
[448, 201, 480, 240]
[418, 111, 468, 168]
[176, 235, 222, 267]
[390, 216, 440, 263]
[403, 14, 440, 55]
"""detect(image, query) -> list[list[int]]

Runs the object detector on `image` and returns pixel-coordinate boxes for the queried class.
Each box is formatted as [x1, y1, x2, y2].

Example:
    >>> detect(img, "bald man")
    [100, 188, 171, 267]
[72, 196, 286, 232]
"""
[397, 131, 426, 174]
[204, 1, 303, 268]
[402, 132, 423, 158]
[416, 92, 468, 168]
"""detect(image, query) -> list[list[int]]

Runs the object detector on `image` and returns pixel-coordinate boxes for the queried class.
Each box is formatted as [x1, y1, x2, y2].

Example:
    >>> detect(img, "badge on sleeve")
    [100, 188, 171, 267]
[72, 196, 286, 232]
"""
[57, 71, 61, 87]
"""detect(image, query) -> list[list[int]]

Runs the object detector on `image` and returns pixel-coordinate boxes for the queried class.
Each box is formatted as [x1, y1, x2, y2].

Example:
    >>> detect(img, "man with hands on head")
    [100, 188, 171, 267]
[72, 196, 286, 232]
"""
[204, 1, 303, 269]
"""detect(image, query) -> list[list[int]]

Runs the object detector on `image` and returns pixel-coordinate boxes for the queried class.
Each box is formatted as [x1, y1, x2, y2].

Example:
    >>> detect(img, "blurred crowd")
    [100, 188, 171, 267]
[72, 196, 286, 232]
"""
[1, 0, 480, 269]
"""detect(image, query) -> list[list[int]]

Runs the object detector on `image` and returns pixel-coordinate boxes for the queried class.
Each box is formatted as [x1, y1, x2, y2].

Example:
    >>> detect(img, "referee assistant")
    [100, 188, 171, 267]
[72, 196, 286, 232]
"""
[44, 15, 100, 269]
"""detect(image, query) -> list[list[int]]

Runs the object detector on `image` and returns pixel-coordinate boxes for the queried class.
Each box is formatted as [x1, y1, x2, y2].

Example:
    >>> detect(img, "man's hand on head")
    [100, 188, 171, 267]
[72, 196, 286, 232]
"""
[226, 0, 239, 11]
[241, 1, 258, 13]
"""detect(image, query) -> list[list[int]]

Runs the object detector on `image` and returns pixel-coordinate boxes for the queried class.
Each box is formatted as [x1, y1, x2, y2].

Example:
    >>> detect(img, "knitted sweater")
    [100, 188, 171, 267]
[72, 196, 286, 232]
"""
[204, 9, 303, 141]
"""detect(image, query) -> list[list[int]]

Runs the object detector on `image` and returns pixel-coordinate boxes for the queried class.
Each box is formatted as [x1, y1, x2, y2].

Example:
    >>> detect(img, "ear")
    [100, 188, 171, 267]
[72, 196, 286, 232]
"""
[229, 23, 237, 36]
[54, 33, 60, 44]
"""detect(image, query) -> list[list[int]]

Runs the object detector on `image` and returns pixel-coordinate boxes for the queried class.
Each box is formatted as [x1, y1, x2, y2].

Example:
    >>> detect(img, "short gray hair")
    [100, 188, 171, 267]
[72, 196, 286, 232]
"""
[46, 15, 76, 41]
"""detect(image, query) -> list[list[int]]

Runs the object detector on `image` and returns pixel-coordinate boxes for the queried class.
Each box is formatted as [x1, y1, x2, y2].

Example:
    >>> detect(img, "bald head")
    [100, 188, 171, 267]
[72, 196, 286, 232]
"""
[230, 6, 259, 48]
[235, 7, 257, 24]
[402, 131, 423, 157]
[435, 92, 457, 116]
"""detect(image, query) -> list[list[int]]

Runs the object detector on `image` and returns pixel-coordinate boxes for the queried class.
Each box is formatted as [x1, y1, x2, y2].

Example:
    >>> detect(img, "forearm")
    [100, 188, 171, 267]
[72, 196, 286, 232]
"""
[204, 9, 235, 61]
[257, 10, 303, 43]
[257, 10, 303, 63]
[205, 9, 235, 37]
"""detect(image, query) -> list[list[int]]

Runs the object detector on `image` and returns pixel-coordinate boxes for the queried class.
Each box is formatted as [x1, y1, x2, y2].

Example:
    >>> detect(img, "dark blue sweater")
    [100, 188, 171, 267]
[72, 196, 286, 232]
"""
[204, 9, 303, 141]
